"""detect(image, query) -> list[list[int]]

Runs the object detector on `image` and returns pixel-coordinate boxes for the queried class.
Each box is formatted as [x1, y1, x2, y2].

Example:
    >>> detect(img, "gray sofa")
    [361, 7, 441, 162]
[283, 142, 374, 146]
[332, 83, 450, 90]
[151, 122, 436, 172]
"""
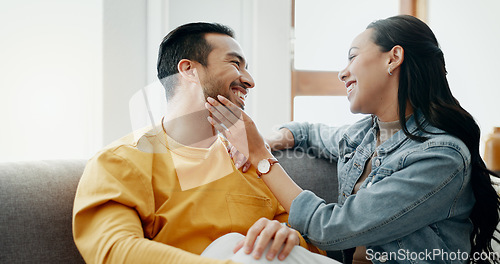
[0, 149, 339, 263]
[0, 159, 87, 263]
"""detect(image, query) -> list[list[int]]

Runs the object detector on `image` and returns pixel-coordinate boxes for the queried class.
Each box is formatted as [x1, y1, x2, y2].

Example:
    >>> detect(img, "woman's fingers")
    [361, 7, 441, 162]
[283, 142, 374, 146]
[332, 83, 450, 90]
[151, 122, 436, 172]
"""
[217, 95, 244, 119]
[229, 145, 249, 169]
[205, 101, 235, 132]
[242, 160, 252, 172]
[206, 96, 241, 126]
[207, 116, 229, 137]
[206, 95, 268, 166]
[206, 96, 251, 159]
[235, 151, 248, 169]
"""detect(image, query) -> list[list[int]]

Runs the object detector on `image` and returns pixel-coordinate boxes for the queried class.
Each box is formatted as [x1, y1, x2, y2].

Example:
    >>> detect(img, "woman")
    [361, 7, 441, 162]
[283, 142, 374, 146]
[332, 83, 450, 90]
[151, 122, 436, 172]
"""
[205, 15, 499, 263]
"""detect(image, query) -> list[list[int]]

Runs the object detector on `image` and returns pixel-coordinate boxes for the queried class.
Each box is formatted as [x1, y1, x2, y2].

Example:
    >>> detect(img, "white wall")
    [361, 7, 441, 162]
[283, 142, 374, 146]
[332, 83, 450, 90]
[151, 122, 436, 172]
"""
[102, 0, 147, 144]
[0, 0, 102, 161]
[3, 1, 496, 161]
[428, 0, 500, 149]
[292, 0, 500, 146]
[250, 0, 292, 136]
[294, 0, 399, 71]
[0, 0, 291, 161]
[292, 0, 399, 127]
[138, 0, 292, 137]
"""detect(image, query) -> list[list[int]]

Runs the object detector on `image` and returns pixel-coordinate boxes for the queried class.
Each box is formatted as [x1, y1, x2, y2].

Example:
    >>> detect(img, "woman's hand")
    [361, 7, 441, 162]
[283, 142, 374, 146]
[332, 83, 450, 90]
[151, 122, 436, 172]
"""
[232, 218, 300, 261]
[207, 95, 303, 213]
[205, 95, 271, 167]
[228, 145, 252, 172]
[229, 143, 271, 172]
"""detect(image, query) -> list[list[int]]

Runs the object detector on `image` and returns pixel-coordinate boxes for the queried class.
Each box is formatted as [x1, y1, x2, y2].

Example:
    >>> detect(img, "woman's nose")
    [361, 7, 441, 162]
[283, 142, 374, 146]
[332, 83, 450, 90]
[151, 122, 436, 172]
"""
[338, 66, 349, 82]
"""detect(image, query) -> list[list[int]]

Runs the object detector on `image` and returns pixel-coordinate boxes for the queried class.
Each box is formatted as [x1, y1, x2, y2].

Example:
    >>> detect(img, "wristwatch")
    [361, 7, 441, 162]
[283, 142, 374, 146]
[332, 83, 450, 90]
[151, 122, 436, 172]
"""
[256, 158, 279, 177]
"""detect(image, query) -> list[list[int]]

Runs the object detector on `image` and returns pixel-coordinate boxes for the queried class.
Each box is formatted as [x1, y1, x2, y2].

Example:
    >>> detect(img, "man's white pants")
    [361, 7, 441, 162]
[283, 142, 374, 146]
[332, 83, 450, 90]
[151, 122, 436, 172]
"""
[201, 233, 341, 264]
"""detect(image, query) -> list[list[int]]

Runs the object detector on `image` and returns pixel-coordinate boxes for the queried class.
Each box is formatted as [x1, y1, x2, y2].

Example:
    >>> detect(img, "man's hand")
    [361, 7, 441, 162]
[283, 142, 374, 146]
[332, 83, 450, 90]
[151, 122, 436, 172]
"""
[233, 218, 300, 261]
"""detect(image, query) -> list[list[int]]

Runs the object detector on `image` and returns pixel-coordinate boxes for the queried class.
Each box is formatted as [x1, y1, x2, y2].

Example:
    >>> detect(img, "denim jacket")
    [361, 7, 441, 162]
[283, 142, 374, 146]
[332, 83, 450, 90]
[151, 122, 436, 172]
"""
[283, 113, 474, 263]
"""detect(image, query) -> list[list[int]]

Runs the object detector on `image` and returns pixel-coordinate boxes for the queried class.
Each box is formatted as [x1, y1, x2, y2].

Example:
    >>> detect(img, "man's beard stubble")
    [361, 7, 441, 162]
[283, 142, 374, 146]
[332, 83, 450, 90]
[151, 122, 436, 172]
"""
[201, 74, 244, 110]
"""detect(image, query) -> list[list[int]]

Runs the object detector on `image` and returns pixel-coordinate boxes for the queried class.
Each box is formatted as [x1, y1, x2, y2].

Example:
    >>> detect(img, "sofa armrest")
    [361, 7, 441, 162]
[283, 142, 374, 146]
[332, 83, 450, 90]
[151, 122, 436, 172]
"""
[0, 159, 87, 264]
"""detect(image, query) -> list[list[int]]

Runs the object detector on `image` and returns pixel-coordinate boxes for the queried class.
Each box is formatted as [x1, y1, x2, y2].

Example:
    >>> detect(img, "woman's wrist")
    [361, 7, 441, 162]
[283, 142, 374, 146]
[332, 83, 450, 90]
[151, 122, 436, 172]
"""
[250, 147, 275, 167]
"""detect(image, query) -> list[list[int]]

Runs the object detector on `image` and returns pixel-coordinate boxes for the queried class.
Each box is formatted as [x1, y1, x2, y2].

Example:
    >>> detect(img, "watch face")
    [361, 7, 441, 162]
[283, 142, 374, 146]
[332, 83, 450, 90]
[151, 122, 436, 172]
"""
[258, 159, 271, 174]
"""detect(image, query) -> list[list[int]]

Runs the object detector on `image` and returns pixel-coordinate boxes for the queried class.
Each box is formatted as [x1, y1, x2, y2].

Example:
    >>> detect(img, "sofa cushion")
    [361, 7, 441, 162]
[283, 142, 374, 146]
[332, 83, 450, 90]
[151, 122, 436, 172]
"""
[0, 154, 339, 263]
[0, 159, 87, 264]
[275, 149, 338, 204]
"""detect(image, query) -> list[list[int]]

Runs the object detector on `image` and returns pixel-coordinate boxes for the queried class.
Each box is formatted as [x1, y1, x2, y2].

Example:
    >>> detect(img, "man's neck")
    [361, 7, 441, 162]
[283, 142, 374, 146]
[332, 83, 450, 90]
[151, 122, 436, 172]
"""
[162, 98, 218, 149]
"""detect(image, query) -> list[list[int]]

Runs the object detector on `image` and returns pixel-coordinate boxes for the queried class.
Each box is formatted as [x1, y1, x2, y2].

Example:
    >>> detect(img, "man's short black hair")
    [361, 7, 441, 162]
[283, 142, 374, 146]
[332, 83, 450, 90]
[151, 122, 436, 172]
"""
[156, 22, 235, 99]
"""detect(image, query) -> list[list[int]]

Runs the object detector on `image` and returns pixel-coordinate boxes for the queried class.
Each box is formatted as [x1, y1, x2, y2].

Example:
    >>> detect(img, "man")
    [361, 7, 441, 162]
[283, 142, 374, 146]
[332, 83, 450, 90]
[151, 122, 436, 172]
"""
[72, 22, 329, 264]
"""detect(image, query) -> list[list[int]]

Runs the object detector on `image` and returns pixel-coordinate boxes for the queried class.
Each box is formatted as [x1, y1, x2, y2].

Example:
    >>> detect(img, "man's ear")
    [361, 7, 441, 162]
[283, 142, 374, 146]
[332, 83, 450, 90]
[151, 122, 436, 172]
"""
[388, 45, 404, 72]
[178, 59, 200, 83]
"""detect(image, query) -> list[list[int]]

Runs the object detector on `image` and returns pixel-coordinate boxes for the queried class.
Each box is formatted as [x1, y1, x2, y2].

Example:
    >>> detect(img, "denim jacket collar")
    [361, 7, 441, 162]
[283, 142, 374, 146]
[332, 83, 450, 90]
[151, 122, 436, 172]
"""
[374, 110, 428, 155]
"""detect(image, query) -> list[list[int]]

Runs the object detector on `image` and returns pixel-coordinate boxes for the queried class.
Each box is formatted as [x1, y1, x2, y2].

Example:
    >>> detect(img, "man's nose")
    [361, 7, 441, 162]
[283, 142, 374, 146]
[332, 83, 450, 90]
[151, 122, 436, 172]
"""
[240, 71, 255, 89]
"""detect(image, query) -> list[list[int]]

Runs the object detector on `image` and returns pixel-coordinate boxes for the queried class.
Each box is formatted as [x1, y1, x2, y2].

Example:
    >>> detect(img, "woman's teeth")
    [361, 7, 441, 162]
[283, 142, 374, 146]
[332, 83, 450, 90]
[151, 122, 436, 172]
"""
[347, 83, 355, 94]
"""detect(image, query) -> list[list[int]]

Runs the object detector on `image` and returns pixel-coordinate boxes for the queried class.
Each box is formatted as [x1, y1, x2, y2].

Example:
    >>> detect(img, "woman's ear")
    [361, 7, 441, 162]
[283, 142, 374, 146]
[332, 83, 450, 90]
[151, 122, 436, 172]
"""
[388, 45, 404, 72]
[178, 59, 200, 83]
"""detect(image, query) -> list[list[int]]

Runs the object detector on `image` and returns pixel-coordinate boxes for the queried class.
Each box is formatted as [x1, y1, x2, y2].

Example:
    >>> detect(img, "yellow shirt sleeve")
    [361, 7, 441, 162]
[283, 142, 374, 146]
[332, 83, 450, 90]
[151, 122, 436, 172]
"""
[72, 148, 238, 264]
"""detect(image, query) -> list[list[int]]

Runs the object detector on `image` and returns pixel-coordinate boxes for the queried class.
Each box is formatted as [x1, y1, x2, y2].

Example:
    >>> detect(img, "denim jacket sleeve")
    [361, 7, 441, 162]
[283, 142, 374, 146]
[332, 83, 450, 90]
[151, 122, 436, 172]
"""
[288, 140, 472, 251]
[280, 121, 349, 162]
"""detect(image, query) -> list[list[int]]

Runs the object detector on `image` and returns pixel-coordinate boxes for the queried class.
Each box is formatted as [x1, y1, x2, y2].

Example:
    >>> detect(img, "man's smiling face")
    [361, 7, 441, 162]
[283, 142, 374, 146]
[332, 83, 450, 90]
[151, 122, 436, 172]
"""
[197, 33, 255, 110]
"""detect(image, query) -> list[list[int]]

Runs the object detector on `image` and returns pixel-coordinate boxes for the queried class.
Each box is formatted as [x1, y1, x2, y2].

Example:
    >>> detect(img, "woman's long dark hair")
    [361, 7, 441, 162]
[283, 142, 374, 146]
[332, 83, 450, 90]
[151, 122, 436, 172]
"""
[368, 15, 499, 263]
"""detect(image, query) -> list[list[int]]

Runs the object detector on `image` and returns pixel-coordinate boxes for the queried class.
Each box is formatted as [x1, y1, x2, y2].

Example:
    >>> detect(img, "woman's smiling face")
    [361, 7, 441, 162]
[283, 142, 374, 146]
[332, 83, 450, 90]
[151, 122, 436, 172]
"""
[338, 28, 399, 119]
